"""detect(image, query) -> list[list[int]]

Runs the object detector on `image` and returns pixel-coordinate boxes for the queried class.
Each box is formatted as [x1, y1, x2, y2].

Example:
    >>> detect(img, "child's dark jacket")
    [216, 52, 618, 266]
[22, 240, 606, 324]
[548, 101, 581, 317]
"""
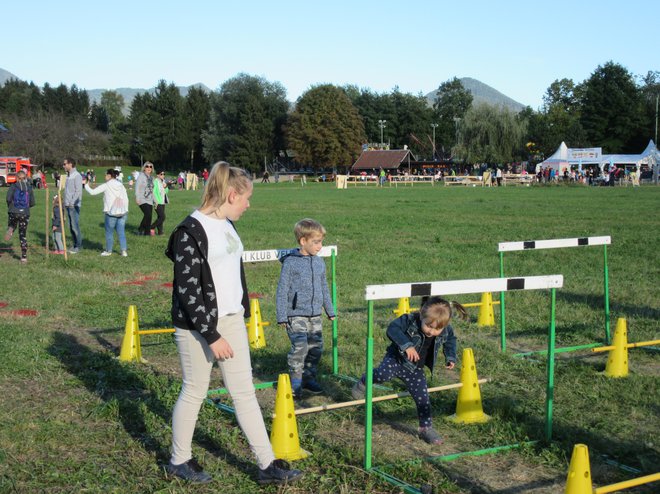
[386, 312, 457, 373]
[165, 215, 250, 345]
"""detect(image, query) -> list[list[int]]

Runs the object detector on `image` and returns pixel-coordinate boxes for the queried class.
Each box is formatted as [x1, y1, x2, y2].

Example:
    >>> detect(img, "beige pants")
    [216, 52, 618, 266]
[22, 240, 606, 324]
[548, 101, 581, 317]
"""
[170, 311, 274, 469]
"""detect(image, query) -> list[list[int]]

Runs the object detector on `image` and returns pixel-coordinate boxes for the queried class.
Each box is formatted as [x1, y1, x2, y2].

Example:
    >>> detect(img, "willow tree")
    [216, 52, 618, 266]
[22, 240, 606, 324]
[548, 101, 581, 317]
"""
[455, 103, 527, 164]
[287, 84, 366, 169]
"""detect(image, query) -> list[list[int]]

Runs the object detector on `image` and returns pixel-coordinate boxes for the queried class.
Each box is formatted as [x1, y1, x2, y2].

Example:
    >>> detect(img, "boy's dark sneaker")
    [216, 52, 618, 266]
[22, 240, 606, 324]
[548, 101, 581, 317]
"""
[258, 459, 303, 485]
[165, 458, 212, 483]
[351, 379, 366, 400]
[302, 379, 323, 394]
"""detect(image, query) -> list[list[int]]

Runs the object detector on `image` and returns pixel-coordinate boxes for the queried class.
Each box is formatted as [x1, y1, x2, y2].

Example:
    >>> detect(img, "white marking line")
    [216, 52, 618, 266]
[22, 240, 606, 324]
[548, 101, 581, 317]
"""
[498, 236, 611, 252]
[365, 275, 563, 301]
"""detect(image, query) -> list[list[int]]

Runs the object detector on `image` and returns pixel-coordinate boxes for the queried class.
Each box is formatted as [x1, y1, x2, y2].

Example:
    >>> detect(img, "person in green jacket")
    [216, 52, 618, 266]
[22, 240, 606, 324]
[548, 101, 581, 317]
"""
[151, 169, 169, 235]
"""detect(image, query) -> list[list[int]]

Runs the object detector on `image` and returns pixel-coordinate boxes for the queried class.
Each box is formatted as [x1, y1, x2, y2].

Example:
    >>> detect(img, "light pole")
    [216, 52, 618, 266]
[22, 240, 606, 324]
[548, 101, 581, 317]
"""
[378, 119, 387, 147]
[453, 117, 461, 147]
[430, 123, 438, 160]
[655, 93, 658, 146]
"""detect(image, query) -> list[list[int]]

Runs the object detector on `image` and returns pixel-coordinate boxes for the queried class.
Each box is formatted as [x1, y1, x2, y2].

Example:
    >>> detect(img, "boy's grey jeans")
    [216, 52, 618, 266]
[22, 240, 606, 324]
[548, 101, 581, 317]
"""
[286, 315, 324, 382]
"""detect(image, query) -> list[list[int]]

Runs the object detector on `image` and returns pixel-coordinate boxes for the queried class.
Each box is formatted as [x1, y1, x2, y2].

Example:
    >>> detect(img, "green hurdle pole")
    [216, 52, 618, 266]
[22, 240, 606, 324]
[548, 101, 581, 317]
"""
[331, 249, 339, 374]
[364, 300, 375, 470]
[603, 244, 611, 344]
[544, 287, 557, 443]
[499, 251, 506, 352]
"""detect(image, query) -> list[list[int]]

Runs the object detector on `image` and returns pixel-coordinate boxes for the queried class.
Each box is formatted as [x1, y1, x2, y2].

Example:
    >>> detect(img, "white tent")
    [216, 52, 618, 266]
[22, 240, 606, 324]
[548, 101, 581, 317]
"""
[539, 140, 659, 172]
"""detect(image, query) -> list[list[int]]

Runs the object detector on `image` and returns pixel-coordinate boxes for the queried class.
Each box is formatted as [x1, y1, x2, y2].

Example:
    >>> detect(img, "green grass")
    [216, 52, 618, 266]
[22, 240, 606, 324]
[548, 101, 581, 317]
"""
[0, 181, 658, 493]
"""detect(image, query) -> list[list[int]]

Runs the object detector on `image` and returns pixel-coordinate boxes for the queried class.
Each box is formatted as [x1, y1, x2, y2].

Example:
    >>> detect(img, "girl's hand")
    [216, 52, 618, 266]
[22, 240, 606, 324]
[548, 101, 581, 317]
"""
[405, 347, 420, 362]
[210, 337, 234, 361]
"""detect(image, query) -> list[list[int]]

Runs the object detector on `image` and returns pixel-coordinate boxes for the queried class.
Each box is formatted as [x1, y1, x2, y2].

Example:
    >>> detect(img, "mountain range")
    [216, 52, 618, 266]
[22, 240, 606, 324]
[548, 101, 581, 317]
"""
[1, 68, 525, 113]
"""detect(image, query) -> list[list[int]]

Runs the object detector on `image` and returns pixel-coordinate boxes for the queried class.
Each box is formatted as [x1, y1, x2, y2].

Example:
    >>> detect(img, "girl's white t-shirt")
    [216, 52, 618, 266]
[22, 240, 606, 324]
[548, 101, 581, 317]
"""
[191, 210, 244, 317]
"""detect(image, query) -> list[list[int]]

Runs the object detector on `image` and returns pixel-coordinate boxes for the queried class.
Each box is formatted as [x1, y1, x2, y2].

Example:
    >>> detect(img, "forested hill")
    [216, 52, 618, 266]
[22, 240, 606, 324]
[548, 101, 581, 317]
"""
[426, 77, 526, 112]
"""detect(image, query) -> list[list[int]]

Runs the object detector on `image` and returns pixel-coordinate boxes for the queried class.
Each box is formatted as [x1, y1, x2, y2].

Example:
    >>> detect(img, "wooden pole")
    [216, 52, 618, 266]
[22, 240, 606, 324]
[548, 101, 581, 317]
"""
[45, 186, 49, 256]
[289, 379, 488, 417]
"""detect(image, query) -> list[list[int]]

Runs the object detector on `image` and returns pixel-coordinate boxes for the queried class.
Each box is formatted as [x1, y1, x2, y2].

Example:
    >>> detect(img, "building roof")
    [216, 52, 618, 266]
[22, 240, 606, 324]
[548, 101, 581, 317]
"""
[351, 149, 414, 171]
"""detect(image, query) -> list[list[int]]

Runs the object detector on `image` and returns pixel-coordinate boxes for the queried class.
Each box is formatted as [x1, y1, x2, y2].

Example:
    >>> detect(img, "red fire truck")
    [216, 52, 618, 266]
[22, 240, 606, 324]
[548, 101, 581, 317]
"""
[0, 156, 33, 186]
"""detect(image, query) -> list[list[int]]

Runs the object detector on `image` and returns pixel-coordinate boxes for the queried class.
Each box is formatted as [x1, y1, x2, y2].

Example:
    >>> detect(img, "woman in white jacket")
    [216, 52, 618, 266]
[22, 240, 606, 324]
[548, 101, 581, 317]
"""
[83, 168, 130, 257]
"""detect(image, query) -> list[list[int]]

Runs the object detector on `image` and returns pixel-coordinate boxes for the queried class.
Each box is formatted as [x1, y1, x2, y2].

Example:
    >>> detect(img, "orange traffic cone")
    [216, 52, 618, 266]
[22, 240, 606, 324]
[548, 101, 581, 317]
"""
[604, 318, 629, 378]
[476, 292, 495, 326]
[248, 298, 270, 349]
[270, 374, 309, 460]
[119, 305, 144, 362]
[448, 348, 490, 424]
[564, 444, 593, 493]
[393, 297, 412, 317]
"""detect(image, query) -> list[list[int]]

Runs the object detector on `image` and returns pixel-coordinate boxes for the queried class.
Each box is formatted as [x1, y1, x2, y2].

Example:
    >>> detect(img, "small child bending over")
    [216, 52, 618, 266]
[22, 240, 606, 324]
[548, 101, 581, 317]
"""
[352, 296, 468, 444]
[276, 218, 336, 399]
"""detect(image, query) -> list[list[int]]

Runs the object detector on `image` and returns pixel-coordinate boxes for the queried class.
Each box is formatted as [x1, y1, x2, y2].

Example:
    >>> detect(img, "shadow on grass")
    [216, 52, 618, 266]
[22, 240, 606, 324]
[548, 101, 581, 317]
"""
[557, 290, 660, 320]
[47, 331, 256, 476]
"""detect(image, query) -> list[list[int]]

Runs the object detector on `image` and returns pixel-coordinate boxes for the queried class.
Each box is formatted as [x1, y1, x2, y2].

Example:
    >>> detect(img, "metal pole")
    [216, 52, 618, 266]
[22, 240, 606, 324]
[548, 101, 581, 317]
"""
[499, 251, 506, 352]
[545, 288, 557, 443]
[655, 93, 658, 145]
[604, 244, 611, 344]
[364, 300, 374, 470]
[45, 186, 49, 256]
[331, 249, 338, 375]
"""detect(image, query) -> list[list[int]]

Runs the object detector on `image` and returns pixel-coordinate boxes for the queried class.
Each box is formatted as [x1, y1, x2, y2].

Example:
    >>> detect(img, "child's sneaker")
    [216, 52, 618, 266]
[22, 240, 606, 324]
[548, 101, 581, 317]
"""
[418, 426, 443, 445]
[100, 251, 112, 256]
[351, 378, 366, 400]
[20, 257, 27, 264]
[302, 379, 323, 394]
[258, 459, 303, 485]
[4, 228, 13, 241]
[165, 458, 212, 483]
[121, 250, 128, 257]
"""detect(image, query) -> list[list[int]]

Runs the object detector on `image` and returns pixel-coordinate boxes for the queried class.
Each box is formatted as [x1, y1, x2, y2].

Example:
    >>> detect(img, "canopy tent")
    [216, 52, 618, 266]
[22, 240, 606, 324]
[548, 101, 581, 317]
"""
[538, 140, 659, 172]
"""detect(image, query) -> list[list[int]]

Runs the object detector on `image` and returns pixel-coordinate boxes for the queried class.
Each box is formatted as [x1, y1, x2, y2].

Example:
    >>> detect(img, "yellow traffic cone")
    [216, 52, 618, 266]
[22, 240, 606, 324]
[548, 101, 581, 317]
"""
[476, 292, 495, 326]
[565, 444, 593, 493]
[448, 348, 490, 424]
[605, 318, 629, 378]
[270, 374, 309, 460]
[248, 298, 269, 349]
[119, 305, 143, 362]
[393, 297, 412, 317]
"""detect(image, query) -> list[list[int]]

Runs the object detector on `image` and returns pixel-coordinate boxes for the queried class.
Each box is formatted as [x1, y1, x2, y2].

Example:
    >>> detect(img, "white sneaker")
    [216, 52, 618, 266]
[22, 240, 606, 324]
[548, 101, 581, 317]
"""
[100, 251, 112, 256]
[121, 250, 128, 257]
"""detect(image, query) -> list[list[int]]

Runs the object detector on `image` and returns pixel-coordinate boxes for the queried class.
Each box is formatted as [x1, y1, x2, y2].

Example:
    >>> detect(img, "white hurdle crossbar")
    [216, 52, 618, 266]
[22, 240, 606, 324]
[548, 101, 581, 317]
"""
[242, 245, 337, 263]
[498, 236, 610, 252]
[362, 274, 563, 471]
[365, 275, 563, 301]
[497, 236, 612, 349]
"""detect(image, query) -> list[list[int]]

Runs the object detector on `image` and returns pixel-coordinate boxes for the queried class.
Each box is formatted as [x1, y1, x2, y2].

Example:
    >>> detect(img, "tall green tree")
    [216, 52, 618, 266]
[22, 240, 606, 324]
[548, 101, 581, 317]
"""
[432, 77, 473, 155]
[287, 84, 366, 169]
[455, 103, 527, 164]
[183, 86, 210, 171]
[536, 78, 587, 155]
[580, 61, 644, 152]
[203, 74, 288, 172]
[638, 70, 660, 146]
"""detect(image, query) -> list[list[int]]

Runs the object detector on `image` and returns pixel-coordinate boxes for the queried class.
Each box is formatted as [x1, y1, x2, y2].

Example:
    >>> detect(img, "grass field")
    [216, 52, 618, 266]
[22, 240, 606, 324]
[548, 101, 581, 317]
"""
[0, 180, 658, 493]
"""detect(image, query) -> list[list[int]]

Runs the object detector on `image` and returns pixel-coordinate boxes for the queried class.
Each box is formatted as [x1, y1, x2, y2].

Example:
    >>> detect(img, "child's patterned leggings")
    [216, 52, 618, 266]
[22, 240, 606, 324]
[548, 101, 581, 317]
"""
[7, 212, 29, 259]
[371, 353, 432, 427]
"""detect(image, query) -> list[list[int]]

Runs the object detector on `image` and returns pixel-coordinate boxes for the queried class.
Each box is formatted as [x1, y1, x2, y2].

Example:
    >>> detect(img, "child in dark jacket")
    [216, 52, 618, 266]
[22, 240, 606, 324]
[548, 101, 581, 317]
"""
[353, 296, 467, 444]
[276, 218, 336, 398]
[5, 170, 36, 263]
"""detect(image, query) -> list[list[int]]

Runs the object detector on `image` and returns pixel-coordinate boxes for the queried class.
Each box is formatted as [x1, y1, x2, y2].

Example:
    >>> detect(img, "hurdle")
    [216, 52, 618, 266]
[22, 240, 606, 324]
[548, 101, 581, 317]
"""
[498, 236, 611, 353]
[362, 274, 563, 493]
[207, 245, 339, 412]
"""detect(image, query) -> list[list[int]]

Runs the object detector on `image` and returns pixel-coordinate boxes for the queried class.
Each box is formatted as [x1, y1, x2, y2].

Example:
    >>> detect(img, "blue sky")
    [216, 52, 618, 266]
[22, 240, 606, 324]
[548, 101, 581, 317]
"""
[5, 0, 657, 109]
